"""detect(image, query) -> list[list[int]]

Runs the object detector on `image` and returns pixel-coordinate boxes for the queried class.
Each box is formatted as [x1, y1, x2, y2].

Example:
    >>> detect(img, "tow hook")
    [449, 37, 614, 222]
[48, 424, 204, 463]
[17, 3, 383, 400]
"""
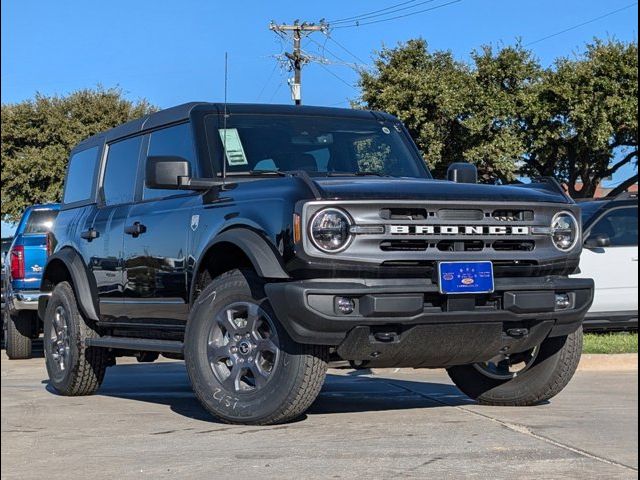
[373, 331, 398, 343]
[506, 328, 529, 338]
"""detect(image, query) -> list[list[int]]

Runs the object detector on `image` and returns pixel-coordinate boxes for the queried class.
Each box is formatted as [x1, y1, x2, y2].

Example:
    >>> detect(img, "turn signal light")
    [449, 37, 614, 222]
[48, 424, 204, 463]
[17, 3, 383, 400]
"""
[293, 214, 302, 244]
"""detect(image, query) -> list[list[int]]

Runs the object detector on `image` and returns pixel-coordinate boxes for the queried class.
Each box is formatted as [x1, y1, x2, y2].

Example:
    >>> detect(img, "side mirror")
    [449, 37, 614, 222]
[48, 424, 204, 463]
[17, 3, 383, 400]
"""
[146, 156, 222, 191]
[584, 234, 611, 249]
[146, 156, 191, 190]
[447, 162, 478, 184]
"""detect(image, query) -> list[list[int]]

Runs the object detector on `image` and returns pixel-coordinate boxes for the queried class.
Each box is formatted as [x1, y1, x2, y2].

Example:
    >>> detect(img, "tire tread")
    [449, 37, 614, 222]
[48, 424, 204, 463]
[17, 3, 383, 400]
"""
[448, 327, 583, 406]
[187, 270, 328, 425]
[46, 282, 108, 396]
[5, 311, 33, 360]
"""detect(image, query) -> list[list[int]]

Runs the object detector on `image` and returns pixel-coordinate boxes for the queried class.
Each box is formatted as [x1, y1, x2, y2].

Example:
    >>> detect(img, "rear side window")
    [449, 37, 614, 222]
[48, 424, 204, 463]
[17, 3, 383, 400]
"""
[143, 123, 197, 200]
[63, 146, 101, 204]
[103, 136, 143, 206]
[24, 210, 59, 234]
[590, 207, 638, 247]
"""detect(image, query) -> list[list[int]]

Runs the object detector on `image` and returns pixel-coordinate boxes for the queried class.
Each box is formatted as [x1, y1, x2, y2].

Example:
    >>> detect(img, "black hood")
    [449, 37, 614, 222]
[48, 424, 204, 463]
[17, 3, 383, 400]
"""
[312, 177, 571, 204]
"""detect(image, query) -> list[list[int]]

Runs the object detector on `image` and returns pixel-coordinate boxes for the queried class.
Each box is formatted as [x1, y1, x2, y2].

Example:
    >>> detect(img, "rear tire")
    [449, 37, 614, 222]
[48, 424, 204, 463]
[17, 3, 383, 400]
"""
[447, 327, 583, 406]
[185, 270, 328, 425]
[5, 310, 34, 359]
[44, 282, 108, 396]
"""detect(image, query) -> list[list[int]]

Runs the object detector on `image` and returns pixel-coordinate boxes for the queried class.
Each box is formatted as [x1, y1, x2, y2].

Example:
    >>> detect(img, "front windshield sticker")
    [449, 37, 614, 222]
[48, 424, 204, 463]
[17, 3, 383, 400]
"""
[218, 128, 249, 166]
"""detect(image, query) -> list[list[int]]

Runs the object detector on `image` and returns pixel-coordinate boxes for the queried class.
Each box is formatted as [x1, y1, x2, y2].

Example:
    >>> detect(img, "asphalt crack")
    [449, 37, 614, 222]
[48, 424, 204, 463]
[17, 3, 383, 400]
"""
[382, 378, 638, 474]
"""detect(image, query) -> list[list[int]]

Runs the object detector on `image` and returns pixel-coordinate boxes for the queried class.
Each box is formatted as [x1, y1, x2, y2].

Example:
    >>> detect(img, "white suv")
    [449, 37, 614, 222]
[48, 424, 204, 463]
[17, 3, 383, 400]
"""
[576, 193, 638, 331]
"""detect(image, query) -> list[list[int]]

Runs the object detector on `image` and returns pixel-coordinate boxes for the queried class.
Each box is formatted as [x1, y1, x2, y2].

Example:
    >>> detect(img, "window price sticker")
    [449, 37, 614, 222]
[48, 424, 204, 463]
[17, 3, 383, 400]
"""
[218, 128, 249, 166]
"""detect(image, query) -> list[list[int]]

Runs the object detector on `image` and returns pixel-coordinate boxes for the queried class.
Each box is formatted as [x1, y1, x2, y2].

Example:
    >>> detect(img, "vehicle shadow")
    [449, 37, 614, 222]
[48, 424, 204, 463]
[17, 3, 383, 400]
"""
[44, 360, 473, 423]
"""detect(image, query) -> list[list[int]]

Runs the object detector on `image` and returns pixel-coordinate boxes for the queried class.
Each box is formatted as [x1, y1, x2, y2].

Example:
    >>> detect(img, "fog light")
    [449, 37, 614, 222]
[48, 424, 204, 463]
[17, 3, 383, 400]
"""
[555, 293, 571, 310]
[336, 297, 355, 315]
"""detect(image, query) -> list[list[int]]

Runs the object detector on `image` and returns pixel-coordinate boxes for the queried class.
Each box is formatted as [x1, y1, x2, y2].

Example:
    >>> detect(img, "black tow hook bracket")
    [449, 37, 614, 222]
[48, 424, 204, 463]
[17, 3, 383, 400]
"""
[373, 332, 399, 343]
[506, 328, 529, 338]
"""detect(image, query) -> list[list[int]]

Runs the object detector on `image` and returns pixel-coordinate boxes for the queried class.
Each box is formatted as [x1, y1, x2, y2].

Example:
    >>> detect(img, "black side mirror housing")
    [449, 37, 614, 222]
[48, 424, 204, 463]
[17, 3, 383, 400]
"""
[146, 156, 222, 191]
[146, 156, 191, 190]
[447, 162, 478, 184]
[584, 234, 611, 249]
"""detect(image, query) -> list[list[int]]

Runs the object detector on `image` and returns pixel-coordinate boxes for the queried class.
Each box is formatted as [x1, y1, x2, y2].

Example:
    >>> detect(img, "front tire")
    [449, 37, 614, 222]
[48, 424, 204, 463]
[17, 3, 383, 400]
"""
[185, 270, 328, 425]
[44, 282, 108, 396]
[447, 327, 583, 406]
[5, 310, 34, 359]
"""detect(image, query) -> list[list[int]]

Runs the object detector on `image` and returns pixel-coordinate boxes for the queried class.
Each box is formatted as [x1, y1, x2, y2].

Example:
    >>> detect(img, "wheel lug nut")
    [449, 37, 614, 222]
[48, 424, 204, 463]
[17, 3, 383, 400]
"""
[230, 346, 237, 353]
[239, 358, 244, 363]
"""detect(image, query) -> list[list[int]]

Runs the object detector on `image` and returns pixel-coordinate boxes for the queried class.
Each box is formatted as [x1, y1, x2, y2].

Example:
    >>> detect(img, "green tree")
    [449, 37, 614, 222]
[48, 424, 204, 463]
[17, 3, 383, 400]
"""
[358, 38, 638, 196]
[523, 39, 638, 198]
[359, 39, 475, 179]
[1, 87, 155, 222]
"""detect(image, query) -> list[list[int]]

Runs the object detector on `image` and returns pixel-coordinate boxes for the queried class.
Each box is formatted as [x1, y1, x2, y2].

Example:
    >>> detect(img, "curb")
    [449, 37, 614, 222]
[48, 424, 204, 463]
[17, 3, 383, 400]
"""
[577, 353, 637, 372]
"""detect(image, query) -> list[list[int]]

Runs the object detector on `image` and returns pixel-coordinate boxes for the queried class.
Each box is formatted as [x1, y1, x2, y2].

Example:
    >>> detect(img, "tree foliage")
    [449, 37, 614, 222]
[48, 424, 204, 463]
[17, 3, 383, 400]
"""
[358, 38, 638, 196]
[1, 87, 155, 222]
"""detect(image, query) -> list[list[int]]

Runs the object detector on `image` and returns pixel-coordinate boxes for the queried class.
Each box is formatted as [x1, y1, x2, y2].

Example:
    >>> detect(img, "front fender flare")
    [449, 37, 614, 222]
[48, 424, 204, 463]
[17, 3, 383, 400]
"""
[204, 228, 290, 280]
[40, 247, 99, 321]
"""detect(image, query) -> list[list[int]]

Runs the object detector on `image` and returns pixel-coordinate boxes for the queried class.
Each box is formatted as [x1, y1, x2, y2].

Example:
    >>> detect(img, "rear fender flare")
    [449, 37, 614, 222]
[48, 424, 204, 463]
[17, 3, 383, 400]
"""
[40, 247, 99, 321]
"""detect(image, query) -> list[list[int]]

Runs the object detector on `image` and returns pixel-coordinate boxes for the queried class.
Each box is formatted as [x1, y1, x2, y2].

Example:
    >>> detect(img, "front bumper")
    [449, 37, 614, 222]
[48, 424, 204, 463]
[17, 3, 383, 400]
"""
[265, 276, 594, 367]
[6, 289, 51, 311]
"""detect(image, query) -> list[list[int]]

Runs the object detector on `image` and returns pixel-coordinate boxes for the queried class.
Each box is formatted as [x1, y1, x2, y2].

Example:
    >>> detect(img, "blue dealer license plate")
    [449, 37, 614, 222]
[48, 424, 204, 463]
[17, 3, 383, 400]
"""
[438, 261, 494, 295]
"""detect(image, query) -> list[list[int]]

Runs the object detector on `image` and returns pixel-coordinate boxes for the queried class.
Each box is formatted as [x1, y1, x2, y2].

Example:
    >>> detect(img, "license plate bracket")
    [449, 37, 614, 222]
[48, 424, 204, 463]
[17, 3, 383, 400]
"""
[438, 261, 495, 295]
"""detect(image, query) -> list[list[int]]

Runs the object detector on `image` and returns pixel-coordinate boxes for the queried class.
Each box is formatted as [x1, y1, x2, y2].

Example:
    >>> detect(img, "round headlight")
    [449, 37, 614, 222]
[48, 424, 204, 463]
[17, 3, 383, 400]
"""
[551, 212, 579, 251]
[310, 208, 353, 253]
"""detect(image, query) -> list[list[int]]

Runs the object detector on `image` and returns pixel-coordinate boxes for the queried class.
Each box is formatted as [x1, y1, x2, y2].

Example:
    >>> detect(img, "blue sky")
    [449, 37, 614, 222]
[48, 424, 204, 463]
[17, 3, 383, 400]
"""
[1, 0, 638, 235]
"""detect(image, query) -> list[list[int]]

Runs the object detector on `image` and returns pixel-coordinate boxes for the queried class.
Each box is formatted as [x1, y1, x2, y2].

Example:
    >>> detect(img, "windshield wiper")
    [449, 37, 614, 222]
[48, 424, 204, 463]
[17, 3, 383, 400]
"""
[247, 170, 289, 176]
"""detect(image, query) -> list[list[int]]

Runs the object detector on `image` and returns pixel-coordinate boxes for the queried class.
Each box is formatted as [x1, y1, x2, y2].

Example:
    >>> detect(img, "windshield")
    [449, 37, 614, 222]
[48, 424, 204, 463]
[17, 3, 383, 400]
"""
[207, 114, 431, 178]
[24, 209, 58, 234]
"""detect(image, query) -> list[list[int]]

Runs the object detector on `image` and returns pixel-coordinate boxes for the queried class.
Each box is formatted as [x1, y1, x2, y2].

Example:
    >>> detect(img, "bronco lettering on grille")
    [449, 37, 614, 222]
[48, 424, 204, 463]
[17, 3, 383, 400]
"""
[389, 225, 530, 235]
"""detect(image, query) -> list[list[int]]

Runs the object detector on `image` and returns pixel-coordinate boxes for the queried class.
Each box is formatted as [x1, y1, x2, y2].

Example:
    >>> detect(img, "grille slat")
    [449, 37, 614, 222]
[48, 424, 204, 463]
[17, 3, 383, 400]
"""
[438, 209, 484, 221]
[381, 240, 429, 252]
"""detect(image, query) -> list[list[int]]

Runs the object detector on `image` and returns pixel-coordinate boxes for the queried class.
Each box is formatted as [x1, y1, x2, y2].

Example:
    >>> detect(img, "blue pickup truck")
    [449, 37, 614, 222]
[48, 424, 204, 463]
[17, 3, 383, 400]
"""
[3, 204, 60, 359]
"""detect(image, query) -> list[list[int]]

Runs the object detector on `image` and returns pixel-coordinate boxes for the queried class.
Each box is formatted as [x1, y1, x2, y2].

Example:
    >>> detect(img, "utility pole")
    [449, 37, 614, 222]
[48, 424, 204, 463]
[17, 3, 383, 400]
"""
[269, 21, 328, 105]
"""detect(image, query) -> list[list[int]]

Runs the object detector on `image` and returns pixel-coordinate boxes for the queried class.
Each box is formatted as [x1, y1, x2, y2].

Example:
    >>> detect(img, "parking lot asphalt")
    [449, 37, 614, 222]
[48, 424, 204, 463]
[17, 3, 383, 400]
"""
[1, 346, 637, 480]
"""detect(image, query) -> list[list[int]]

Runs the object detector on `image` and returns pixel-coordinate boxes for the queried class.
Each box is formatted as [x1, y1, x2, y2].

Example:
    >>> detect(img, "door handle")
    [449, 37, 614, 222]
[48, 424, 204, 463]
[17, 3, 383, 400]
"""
[80, 228, 99, 242]
[124, 222, 147, 238]
[633, 257, 638, 262]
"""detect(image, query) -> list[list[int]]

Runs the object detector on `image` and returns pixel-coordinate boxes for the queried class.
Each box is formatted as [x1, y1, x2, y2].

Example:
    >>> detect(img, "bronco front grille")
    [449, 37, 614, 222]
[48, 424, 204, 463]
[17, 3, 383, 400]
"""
[301, 200, 581, 277]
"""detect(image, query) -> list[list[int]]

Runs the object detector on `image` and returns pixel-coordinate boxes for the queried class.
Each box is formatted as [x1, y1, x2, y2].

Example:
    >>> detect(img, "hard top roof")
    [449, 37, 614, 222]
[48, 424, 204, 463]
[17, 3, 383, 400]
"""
[73, 102, 393, 152]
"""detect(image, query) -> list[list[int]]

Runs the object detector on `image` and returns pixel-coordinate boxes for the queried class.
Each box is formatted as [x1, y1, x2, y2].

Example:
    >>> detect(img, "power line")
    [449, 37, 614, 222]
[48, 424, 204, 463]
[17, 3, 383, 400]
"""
[525, 2, 638, 46]
[326, 35, 368, 66]
[328, 0, 417, 24]
[269, 22, 328, 105]
[306, 36, 364, 70]
[315, 62, 358, 90]
[330, 0, 438, 26]
[332, 0, 463, 29]
[267, 76, 284, 103]
[256, 63, 279, 101]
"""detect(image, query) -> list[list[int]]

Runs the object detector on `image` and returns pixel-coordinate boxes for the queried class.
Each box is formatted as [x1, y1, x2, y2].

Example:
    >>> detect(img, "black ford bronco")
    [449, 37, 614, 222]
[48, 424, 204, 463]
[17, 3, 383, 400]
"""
[40, 103, 594, 425]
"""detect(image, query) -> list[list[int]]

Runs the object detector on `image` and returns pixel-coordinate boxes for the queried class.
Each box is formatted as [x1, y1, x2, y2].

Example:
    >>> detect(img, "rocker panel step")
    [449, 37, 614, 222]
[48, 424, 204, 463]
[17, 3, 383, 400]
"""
[85, 336, 184, 353]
